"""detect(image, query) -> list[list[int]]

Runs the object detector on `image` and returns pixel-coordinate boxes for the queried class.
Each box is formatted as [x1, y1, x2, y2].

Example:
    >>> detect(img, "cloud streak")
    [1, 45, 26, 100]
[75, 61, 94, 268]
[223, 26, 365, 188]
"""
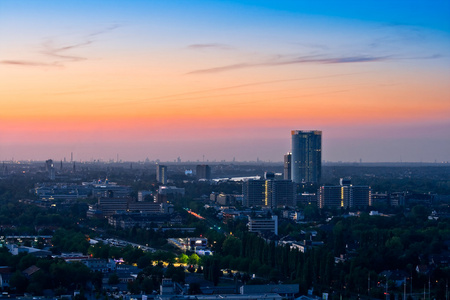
[187, 43, 232, 50]
[187, 55, 388, 74]
[40, 40, 91, 63]
[101, 72, 366, 108]
[1, 24, 119, 67]
[0, 60, 61, 67]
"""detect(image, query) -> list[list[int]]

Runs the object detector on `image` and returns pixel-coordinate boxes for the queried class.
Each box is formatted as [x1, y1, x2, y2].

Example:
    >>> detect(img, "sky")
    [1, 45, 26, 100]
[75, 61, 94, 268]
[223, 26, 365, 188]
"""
[1, 0, 449, 163]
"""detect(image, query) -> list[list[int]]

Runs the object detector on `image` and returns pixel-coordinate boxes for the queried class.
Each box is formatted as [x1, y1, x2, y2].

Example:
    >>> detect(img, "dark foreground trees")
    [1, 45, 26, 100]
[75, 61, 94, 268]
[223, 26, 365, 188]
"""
[202, 212, 450, 298]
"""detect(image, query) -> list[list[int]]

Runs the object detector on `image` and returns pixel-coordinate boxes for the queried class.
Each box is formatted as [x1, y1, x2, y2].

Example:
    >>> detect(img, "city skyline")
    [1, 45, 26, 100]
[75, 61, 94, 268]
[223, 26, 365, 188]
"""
[1, 1, 449, 163]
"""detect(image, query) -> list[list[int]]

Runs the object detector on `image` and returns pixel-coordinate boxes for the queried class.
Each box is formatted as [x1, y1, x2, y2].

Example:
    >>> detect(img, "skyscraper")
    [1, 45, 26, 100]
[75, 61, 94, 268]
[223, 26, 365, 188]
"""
[291, 130, 322, 184]
[283, 152, 291, 180]
[156, 164, 167, 184]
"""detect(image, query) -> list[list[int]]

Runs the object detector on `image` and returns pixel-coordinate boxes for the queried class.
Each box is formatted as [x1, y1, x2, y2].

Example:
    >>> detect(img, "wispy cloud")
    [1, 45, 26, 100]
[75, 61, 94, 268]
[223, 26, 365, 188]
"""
[0, 60, 61, 67]
[186, 24, 440, 75]
[295, 42, 329, 51]
[40, 40, 91, 63]
[1, 24, 119, 68]
[187, 43, 232, 50]
[101, 72, 365, 108]
[187, 55, 387, 74]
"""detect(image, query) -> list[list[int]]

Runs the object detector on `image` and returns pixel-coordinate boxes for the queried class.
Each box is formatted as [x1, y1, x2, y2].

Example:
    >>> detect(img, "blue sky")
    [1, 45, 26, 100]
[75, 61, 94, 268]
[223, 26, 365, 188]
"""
[1, 0, 449, 162]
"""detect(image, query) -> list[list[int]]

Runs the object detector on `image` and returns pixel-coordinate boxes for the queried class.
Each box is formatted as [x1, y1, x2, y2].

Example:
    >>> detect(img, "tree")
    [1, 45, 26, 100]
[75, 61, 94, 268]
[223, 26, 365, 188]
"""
[178, 253, 189, 264]
[108, 273, 120, 285]
[189, 282, 202, 295]
[73, 294, 87, 300]
[189, 253, 200, 265]
[10, 270, 28, 293]
[221, 236, 241, 257]
[137, 254, 152, 269]
[411, 205, 428, 222]
[165, 265, 185, 283]
[18, 254, 37, 271]
[127, 280, 141, 294]
[141, 277, 154, 294]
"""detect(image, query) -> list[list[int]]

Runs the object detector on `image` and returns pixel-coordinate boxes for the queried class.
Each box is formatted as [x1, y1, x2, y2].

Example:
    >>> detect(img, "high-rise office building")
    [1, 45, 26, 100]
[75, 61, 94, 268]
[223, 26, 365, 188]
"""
[284, 152, 291, 180]
[291, 130, 322, 184]
[156, 165, 167, 184]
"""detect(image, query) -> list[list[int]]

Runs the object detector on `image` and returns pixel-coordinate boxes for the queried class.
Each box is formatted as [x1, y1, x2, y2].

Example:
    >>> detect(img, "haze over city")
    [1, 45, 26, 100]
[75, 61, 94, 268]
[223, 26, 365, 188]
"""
[1, 1, 449, 162]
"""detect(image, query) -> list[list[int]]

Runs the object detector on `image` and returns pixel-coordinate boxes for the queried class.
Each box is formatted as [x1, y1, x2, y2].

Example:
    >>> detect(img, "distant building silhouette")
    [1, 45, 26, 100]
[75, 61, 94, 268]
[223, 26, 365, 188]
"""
[284, 152, 291, 180]
[156, 164, 167, 184]
[291, 130, 321, 184]
[45, 159, 55, 180]
[196, 164, 211, 180]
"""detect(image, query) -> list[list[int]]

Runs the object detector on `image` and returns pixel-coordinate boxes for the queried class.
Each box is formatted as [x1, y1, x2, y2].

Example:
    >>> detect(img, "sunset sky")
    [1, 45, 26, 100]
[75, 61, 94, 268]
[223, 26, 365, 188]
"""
[1, 0, 449, 162]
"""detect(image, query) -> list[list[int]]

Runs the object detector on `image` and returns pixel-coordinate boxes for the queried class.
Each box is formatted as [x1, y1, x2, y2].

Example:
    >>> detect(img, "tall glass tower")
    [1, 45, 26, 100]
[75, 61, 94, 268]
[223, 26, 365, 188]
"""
[291, 130, 322, 184]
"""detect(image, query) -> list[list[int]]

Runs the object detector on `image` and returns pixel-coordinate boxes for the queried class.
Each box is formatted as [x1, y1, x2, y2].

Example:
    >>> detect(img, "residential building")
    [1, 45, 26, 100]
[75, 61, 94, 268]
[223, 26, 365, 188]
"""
[318, 179, 371, 209]
[88, 198, 172, 217]
[243, 179, 294, 208]
[242, 179, 265, 207]
[350, 185, 372, 208]
[80, 258, 116, 273]
[158, 186, 185, 196]
[248, 215, 278, 235]
[318, 186, 343, 209]
[96, 197, 129, 216]
[298, 192, 317, 206]
[216, 193, 233, 206]
[265, 180, 295, 208]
